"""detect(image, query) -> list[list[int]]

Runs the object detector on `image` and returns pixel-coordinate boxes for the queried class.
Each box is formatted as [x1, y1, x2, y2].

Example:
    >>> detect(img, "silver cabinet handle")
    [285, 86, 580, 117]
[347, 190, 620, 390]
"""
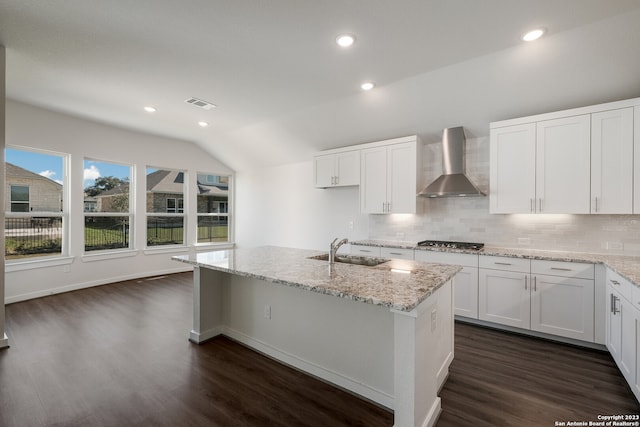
[594, 196, 599, 213]
[530, 198, 534, 213]
[389, 252, 403, 255]
[525, 275, 528, 290]
[539, 198, 543, 212]
[533, 276, 537, 292]
[494, 262, 512, 266]
[610, 280, 620, 286]
[551, 267, 572, 272]
[613, 295, 621, 314]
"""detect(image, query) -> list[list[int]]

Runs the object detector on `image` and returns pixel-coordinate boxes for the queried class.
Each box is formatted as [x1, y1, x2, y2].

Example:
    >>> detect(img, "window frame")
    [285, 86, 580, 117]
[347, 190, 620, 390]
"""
[5, 146, 69, 263]
[196, 172, 231, 245]
[82, 158, 134, 254]
[10, 184, 30, 212]
[145, 166, 187, 248]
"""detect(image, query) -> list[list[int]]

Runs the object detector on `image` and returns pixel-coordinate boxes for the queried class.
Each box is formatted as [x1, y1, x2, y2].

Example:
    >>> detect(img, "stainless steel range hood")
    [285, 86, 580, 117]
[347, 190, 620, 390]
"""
[418, 127, 485, 198]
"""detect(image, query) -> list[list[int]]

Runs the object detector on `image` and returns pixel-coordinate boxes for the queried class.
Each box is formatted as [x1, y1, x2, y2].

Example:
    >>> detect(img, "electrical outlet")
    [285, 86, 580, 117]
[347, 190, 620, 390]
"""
[517, 237, 531, 246]
[348, 221, 354, 230]
[264, 304, 271, 320]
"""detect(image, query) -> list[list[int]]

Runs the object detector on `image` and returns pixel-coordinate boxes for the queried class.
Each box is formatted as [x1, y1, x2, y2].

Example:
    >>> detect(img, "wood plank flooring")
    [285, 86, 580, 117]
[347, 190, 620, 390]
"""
[1, 272, 638, 426]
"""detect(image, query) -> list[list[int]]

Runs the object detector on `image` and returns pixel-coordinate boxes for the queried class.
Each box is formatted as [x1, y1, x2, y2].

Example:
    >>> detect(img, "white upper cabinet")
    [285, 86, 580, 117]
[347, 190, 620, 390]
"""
[490, 123, 536, 213]
[490, 97, 640, 215]
[360, 136, 420, 214]
[536, 115, 591, 214]
[591, 108, 634, 214]
[313, 150, 360, 188]
[635, 107, 640, 214]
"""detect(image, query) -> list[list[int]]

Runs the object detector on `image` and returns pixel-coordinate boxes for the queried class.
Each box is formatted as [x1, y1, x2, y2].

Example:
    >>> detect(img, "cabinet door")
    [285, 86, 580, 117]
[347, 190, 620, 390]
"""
[387, 142, 417, 214]
[634, 106, 640, 214]
[536, 115, 591, 213]
[489, 123, 536, 213]
[608, 285, 623, 362]
[620, 297, 636, 384]
[314, 154, 335, 188]
[479, 269, 530, 329]
[591, 108, 633, 214]
[530, 275, 594, 341]
[335, 151, 360, 187]
[360, 147, 388, 213]
[454, 266, 479, 319]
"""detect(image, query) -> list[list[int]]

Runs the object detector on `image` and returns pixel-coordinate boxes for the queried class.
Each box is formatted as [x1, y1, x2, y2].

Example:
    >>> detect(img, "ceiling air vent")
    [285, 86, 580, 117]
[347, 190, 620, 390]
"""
[184, 97, 216, 110]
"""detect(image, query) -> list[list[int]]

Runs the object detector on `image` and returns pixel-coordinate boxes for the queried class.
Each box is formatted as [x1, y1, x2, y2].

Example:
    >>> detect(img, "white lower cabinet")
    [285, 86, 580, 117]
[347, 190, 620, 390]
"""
[606, 270, 640, 400]
[414, 251, 479, 319]
[479, 266, 530, 329]
[479, 256, 595, 342]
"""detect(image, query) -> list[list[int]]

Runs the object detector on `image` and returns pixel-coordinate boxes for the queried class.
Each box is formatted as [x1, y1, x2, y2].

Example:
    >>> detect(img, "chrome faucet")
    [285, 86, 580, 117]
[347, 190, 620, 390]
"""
[329, 237, 349, 264]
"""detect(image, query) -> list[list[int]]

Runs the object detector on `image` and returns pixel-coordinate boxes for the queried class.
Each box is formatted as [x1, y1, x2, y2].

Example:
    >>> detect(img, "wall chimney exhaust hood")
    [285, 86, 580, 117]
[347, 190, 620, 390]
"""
[418, 126, 485, 198]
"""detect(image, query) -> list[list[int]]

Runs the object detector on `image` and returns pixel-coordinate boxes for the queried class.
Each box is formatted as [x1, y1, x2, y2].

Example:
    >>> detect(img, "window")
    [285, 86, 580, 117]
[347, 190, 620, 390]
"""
[5, 147, 67, 260]
[10, 185, 30, 212]
[196, 172, 230, 243]
[83, 159, 132, 252]
[146, 167, 185, 246]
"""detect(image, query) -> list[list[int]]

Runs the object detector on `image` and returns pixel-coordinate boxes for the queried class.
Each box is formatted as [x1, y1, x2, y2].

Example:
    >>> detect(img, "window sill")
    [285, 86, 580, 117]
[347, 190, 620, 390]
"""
[81, 249, 139, 263]
[143, 245, 190, 256]
[6, 256, 75, 273]
[194, 242, 235, 251]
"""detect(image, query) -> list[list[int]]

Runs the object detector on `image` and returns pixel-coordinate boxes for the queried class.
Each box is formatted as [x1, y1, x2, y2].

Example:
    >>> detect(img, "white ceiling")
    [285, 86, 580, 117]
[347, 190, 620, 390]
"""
[1, 0, 640, 171]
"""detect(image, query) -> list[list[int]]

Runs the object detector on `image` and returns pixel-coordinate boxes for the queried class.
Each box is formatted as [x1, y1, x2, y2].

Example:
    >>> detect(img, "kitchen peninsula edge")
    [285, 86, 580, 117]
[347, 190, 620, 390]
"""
[173, 246, 461, 427]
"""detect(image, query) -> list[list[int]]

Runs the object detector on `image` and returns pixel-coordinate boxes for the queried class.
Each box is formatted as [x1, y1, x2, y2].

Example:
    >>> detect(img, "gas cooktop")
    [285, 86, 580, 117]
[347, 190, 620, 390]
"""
[417, 240, 484, 251]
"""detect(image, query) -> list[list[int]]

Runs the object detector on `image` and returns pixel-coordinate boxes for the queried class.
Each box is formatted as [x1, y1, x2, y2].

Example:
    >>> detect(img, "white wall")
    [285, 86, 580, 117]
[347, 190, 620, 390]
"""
[4, 100, 233, 303]
[235, 161, 368, 250]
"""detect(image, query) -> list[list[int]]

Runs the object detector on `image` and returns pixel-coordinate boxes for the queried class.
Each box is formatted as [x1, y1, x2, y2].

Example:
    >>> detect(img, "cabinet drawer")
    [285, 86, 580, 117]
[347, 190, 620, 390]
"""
[531, 260, 594, 279]
[414, 250, 478, 268]
[479, 255, 530, 273]
[350, 245, 381, 257]
[380, 247, 413, 260]
[608, 268, 633, 302]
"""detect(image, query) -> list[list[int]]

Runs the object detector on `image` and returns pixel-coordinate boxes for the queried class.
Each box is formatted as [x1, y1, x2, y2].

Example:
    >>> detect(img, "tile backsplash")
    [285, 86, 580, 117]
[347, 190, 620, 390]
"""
[369, 136, 640, 255]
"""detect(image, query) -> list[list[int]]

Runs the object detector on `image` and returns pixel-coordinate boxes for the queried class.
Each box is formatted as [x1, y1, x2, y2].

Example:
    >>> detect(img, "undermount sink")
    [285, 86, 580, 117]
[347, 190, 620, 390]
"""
[308, 253, 390, 266]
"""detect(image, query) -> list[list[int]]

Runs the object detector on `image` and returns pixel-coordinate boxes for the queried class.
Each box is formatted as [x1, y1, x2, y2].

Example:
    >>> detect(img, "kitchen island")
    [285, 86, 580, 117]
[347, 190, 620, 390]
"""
[173, 246, 461, 427]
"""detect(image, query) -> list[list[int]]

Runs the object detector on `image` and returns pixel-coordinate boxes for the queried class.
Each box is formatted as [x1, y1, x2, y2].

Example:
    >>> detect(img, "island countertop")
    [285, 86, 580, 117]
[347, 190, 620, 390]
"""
[172, 246, 461, 312]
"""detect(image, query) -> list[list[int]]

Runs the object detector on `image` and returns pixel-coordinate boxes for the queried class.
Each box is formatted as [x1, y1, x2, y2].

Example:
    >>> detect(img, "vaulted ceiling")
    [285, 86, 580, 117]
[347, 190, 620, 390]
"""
[2, 1, 640, 171]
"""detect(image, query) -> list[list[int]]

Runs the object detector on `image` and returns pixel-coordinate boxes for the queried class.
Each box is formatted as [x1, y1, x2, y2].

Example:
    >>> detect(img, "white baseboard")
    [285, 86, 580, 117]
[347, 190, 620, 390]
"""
[222, 326, 394, 410]
[5, 266, 193, 304]
[423, 397, 442, 427]
[189, 326, 224, 344]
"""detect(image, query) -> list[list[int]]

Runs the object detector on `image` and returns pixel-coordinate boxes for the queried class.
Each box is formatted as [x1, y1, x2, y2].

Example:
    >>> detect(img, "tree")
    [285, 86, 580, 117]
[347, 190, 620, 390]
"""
[84, 176, 128, 196]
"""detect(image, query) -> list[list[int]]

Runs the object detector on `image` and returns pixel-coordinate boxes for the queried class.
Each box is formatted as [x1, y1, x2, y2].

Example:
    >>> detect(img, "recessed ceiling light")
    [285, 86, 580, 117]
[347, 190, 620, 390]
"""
[360, 82, 375, 91]
[197, 121, 209, 128]
[144, 106, 157, 113]
[336, 34, 356, 47]
[521, 28, 546, 42]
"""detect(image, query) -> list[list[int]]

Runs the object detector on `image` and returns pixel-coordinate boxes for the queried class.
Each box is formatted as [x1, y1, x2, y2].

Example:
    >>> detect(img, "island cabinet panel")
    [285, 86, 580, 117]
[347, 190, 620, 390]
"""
[176, 246, 459, 427]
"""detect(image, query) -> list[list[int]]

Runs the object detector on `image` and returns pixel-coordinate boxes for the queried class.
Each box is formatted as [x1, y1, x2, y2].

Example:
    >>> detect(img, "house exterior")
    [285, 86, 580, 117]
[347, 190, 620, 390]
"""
[5, 162, 62, 213]
[92, 170, 228, 214]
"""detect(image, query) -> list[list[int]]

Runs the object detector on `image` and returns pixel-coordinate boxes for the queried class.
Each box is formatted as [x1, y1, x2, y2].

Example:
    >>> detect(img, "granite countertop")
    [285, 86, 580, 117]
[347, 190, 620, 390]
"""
[172, 246, 461, 312]
[352, 240, 640, 287]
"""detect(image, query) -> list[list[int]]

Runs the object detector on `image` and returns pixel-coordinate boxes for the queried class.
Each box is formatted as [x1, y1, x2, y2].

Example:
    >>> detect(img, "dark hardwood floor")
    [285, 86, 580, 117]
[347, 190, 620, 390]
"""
[1, 272, 638, 426]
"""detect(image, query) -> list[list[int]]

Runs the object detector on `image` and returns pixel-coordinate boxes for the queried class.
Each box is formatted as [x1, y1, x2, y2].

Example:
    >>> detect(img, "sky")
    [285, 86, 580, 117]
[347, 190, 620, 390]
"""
[6, 148, 131, 188]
